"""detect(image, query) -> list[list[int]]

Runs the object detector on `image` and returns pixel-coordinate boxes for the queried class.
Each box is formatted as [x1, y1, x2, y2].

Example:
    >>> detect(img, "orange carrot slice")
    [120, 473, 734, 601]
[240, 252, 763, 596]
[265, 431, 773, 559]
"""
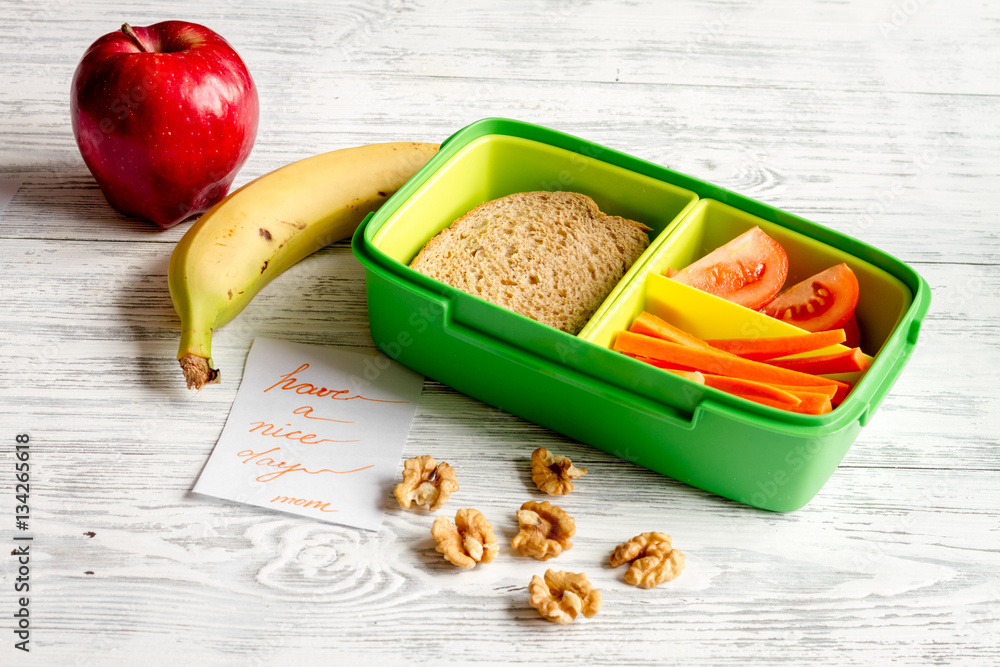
[625, 354, 698, 372]
[629, 354, 838, 411]
[628, 355, 706, 383]
[697, 374, 802, 406]
[733, 391, 833, 415]
[625, 352, 697, 373]
[764, 386, 841, 410]
[704, 329, 846, 361]
[613, 331, 850, 394]
[768, 383, 839, 401]
[766, 347, 870, 374]
[629, 311, 713, 350]
[664, 369, 706, 384]
[785, 389, 837, 411]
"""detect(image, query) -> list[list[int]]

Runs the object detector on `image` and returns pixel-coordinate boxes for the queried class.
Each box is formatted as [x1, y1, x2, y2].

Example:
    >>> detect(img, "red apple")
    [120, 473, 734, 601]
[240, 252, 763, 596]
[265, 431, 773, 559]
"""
[71, 21, 259, 228]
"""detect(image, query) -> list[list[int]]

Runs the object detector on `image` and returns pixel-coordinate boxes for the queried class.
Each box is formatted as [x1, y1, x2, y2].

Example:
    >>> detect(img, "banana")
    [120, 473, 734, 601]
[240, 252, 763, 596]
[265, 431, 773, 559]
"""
[168, 141, 439, 390]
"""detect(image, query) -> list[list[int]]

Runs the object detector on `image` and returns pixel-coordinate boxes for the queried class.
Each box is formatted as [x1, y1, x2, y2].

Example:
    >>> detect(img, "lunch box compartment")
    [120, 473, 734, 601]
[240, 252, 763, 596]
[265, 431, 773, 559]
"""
[581, 198, 913, 358]
[369, 134, 699, 268]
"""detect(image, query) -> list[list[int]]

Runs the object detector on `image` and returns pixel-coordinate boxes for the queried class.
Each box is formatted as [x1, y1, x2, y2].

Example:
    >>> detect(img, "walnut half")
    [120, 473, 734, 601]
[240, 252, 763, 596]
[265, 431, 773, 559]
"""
[528, 569, 602, 625]
[511, 500, 575, 560]
[432, 508, 498, 569]
[609, 532, 685, 589]
[531, 447, 587, 495]
[394, 455, 459, 511]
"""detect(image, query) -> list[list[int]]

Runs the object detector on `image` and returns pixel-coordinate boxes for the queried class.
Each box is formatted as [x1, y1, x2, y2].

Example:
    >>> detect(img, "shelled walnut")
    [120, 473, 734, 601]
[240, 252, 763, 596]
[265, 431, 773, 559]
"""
[431, 508, 498, 569]
[393, 455, 459, 511]
[511, 500, 575, 560]
[609, 531, 685, 589]
[530, 447, 587, 495]
[528, 569, 602, 625]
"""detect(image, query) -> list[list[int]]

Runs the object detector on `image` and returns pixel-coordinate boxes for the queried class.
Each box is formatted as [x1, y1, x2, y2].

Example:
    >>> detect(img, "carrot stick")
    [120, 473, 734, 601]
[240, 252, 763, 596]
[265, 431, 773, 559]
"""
[701, 374, 843, 403]
[733, 391, 833, 415]
[630, 354, 837, 411]
[784, 389, 838, 410]
[765, 347, 870, 374]
[704, 329, 846, 361]
[629, 311, 712, 349]
[613, 331, 851, 393]
[626, 354, 699, 372]
[768, 383, 839, 400]
[701, 374, 843, 406]
[698, 374, 802, 406]
[664, 369, 705, 384]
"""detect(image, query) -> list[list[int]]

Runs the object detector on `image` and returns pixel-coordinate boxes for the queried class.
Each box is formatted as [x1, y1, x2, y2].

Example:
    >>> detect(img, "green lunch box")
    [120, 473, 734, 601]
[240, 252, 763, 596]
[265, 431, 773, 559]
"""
[351, 118, 930, 511]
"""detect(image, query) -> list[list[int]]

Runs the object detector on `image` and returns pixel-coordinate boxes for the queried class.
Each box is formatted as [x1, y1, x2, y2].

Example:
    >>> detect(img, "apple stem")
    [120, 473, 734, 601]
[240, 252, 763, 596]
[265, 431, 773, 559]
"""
[121, 23, 149, 53]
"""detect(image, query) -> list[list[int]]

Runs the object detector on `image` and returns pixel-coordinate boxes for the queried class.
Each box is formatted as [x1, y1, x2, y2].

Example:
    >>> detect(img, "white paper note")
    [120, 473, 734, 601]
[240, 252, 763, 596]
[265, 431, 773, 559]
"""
[0, 178, 20, 216]
[193, 338, 424, 531]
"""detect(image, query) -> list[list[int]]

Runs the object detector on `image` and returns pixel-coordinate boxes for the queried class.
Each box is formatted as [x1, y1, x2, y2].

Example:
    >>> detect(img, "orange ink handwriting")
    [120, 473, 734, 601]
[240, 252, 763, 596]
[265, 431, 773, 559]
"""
[248, 421, 359, 445]
[237, 447, 374, 482]
[270, 495, 338, 513]
[263, 363, 407, 403]
[293, 405, 352, 423]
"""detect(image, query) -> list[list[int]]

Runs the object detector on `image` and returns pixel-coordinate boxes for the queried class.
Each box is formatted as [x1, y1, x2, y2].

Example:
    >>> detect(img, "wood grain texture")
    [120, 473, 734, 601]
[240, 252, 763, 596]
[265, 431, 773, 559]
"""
[1, 0, 998, 665]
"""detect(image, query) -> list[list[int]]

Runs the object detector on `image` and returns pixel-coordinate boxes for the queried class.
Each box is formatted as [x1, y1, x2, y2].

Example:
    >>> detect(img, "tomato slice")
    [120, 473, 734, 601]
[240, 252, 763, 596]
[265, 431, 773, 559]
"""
[842, 313, 861, 348]
[763, 263, 859, 333]
[670, 226, 789, 310]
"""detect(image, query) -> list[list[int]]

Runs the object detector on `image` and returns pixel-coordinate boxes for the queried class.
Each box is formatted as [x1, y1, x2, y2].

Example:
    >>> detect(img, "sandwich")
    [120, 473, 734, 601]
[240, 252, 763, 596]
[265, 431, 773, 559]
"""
[409, 191, 650, 335]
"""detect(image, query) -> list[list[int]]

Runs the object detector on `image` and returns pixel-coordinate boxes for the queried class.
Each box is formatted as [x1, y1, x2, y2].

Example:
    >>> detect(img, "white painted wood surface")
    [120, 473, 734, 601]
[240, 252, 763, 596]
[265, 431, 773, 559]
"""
[1, 0, 998, 664]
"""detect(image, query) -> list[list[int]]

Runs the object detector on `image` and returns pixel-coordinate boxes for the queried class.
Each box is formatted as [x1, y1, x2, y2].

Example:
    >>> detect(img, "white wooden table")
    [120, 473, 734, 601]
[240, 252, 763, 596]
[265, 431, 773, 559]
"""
[2, 1, 998, 664]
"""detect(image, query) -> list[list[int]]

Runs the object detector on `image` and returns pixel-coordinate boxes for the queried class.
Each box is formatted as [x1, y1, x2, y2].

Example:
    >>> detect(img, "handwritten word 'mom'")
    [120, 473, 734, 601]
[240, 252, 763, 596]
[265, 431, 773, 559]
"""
[270, 495, 337, 513]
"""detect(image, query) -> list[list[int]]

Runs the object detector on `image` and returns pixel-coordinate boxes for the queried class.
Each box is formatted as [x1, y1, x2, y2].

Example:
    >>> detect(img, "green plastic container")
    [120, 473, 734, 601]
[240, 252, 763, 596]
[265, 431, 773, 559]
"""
[352, 118, 930, 511]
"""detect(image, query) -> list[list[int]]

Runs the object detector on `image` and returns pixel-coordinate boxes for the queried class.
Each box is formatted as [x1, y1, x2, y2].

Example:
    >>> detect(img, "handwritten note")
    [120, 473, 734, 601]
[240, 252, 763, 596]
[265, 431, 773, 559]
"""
[0, 178, 20, 217]
[193, 338, 424, 531]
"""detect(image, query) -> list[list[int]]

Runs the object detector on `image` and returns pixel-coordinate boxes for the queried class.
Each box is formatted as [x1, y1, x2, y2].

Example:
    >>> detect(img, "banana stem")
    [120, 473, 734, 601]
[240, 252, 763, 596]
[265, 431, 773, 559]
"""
[179, 354, 220, 390]
[176, 318, 218, 389]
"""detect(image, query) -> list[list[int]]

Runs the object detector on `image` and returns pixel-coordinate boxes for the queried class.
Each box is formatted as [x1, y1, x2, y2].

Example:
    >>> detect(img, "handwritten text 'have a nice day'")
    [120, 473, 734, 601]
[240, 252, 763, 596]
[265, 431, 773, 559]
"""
[237, 363, 407, 483]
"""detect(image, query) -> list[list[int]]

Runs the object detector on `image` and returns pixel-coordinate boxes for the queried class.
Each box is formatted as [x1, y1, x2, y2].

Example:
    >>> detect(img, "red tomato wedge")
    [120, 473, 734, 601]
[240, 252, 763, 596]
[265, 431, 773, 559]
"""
[842, 313, 861, 348]
[763, 263, 859, 333]
[669, 227, 789, 310]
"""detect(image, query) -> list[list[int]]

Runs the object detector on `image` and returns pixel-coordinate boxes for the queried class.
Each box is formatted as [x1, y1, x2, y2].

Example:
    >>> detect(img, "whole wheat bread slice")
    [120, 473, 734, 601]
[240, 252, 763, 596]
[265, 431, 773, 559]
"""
[409, 191, 651, 335]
